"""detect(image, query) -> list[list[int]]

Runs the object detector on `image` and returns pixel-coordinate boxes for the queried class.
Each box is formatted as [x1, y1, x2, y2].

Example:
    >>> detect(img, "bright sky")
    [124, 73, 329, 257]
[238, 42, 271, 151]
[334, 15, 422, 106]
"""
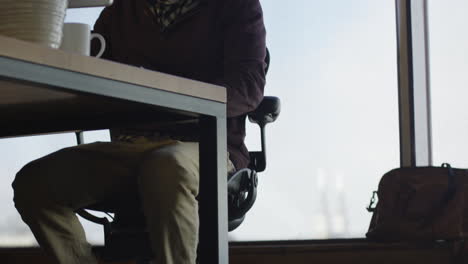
[1, 0, 467, 245]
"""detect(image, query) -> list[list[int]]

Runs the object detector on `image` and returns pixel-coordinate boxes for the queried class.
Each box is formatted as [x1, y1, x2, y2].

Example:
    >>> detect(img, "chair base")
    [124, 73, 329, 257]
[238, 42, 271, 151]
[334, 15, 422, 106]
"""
[100, 221, 153, 263]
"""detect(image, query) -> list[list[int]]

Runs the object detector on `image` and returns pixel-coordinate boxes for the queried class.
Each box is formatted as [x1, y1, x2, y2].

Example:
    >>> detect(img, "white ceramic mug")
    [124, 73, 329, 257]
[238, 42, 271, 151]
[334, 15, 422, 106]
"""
[60, 23, 106, 57]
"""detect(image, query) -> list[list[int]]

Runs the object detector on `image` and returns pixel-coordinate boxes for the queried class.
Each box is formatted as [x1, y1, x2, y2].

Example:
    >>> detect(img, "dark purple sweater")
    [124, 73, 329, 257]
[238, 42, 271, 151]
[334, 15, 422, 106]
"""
[92, 0, 266, 169]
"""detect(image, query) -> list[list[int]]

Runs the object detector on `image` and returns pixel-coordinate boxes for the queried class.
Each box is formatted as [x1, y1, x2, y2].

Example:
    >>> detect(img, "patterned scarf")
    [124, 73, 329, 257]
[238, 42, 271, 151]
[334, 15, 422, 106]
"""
[148, 0, 200, 32]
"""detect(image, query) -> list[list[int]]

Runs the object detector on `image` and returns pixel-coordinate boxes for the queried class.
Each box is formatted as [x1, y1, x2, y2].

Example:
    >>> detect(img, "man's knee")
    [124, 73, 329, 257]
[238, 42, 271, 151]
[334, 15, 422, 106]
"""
[139, 143, 199, 196]
[12, 160, 51, 216]
[13, 146, 80, 199]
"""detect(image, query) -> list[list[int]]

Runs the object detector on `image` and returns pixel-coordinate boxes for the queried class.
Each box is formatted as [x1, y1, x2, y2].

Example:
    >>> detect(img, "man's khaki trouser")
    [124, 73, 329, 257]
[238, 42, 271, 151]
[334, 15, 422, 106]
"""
[12, 140, 228, 264]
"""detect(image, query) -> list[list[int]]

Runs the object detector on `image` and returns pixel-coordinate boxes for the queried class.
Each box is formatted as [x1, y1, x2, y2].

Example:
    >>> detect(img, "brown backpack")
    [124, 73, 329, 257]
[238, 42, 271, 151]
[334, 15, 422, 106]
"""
[366, 163, 468, 242]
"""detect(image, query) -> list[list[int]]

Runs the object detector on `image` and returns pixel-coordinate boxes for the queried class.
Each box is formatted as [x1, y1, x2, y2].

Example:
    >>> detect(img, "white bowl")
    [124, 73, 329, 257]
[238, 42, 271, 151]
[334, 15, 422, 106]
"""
[0, 0, 68, 49]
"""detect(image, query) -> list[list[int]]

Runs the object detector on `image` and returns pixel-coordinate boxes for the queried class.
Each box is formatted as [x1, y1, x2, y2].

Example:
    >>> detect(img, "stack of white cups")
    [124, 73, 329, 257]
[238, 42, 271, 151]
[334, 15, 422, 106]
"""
[0, 0, 68, 49]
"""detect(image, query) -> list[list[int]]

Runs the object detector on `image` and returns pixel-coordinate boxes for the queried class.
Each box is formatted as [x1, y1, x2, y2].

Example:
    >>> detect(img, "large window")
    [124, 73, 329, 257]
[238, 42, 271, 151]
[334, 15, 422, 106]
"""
[231, 0, 399, 240]
[0, 2, 398, 246]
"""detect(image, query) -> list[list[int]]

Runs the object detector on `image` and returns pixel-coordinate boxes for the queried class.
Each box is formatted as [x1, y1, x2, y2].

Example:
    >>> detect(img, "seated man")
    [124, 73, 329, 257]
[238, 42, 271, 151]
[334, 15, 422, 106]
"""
[12, 0, 266, 263]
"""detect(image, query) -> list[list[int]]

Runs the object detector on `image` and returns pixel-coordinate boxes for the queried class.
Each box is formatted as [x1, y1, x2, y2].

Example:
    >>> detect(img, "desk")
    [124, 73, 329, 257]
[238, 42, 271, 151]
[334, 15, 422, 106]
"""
[0, 35, 228, 264]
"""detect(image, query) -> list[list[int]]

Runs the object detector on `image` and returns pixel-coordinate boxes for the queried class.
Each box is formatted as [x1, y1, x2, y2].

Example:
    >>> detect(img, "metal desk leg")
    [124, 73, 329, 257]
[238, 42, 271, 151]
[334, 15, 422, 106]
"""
[198, 115, 228, 264]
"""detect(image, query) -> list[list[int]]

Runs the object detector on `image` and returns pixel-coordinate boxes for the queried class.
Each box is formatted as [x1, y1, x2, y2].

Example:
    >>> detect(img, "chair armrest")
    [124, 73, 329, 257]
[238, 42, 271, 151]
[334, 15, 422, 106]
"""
[248, 96, 281, 125]
[246, 96, 281, 172]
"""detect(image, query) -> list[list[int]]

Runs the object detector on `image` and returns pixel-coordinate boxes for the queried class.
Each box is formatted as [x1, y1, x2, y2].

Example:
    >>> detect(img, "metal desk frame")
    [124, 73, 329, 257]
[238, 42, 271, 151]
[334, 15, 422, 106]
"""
[0, 54, 228, 264]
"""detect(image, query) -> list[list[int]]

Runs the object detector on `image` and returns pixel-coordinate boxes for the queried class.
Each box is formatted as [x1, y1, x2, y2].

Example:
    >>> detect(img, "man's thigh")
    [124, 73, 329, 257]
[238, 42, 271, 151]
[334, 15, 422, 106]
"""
[14, 140, 179, 209]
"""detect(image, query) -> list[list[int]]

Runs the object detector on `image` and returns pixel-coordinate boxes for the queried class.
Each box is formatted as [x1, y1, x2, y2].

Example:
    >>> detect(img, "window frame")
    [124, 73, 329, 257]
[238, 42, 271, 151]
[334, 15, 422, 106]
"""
[396, 0, 433, 167]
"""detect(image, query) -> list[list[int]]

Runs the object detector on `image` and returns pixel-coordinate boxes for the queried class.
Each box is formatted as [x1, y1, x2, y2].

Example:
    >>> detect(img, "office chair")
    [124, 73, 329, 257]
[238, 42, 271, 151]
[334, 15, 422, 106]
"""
[75, 50, 280, 263]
